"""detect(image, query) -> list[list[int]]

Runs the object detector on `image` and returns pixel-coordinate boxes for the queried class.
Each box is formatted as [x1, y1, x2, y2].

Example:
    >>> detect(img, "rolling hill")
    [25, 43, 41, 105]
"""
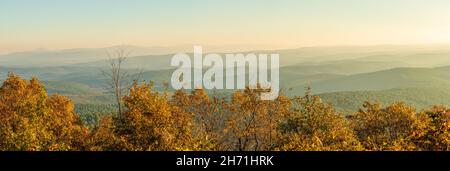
[319, 87, 450, 112]
[286, 66, 450, 94]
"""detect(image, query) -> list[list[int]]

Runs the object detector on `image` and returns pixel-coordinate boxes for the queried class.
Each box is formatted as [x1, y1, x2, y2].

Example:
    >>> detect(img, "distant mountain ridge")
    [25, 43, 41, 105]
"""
[2, 44, 450, 68]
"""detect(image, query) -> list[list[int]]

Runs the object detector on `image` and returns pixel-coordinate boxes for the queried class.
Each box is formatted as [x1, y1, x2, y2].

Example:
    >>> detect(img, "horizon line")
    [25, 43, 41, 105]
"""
[3, 42, 450, 56]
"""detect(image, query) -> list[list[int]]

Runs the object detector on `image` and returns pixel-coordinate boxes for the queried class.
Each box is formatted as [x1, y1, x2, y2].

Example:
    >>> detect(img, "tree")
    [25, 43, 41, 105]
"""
[224, 86, 291, 151]
[102, 49, 142, 116]
[278, 88, 362, 151]
[110, 82, 194, 150]
[351, 101, 420, 150]
[411, 105, 450, 151]
[170, 89, 226, 150]
[85, 116, 126, 151]
[0, 73, 88, 151]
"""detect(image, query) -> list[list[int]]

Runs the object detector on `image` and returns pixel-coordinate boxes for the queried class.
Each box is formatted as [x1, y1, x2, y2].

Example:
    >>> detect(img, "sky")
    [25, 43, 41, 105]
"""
[1, 0, 450, 53]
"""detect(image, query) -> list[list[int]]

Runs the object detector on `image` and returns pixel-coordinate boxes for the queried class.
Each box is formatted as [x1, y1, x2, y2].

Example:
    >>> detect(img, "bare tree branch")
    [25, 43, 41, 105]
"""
[101, 48, 134, 116]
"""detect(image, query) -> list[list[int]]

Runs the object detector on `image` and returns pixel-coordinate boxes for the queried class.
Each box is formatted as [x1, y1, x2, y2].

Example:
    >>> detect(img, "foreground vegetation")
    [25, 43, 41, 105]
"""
[0, 73, 449, 151]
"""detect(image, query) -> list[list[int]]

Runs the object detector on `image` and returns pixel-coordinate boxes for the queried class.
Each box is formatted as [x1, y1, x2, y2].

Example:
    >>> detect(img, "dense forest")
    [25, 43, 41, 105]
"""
[0, 73, 449, 151]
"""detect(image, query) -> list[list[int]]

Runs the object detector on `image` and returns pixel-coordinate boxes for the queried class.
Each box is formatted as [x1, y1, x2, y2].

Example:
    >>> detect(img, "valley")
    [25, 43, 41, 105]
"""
[1, 45, 450, 126]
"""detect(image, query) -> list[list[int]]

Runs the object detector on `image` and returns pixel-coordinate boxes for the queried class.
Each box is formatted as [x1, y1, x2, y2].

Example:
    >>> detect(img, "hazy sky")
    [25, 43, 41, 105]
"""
[1, 0, 450, 53]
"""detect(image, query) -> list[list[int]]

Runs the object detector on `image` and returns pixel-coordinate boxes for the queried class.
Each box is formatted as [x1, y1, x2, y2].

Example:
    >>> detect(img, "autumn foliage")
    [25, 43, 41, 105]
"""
[1, 74, 450, 151]
[0, 73, 88, 151]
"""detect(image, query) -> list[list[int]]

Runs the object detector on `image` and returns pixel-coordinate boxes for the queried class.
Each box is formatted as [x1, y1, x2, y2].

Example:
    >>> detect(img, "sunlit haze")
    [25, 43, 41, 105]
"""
[2, 0, 450, 53]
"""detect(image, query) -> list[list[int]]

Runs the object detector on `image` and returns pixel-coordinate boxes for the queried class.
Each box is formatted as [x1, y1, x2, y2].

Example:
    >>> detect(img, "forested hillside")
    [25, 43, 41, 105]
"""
[0, 74, 449, 151]
[319, 87, 450, 112]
